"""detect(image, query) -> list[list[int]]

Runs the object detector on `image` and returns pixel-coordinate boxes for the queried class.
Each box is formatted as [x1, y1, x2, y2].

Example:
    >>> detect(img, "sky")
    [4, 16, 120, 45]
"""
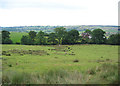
[0, 0, 119, 27]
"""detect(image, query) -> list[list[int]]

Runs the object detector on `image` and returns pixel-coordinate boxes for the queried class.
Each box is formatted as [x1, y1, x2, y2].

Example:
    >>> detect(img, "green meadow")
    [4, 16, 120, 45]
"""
[10, 32, 28, 43]
[2, 44, 119, 84]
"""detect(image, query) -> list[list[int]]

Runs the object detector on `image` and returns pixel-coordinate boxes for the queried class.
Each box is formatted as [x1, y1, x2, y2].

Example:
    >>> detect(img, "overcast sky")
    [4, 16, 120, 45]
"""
[0, 0, 119, 27]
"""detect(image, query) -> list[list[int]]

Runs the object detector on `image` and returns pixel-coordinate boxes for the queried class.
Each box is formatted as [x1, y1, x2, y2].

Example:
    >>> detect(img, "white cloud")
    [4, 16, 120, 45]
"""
[0, 0, 119, 27]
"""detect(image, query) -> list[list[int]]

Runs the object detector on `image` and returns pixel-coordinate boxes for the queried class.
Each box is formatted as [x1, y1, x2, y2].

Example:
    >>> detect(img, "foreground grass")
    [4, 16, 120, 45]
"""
[2, 63, 118, 84]
[2, 44, 119, 84]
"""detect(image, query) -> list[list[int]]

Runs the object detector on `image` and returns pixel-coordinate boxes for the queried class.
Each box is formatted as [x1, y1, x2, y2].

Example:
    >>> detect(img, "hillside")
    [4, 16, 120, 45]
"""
[0, 25, 118, 36]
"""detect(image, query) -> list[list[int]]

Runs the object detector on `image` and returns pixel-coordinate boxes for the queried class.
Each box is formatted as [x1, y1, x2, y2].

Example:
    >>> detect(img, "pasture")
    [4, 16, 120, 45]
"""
[2, 44, 119, 84]
[10, 32, 28, 43]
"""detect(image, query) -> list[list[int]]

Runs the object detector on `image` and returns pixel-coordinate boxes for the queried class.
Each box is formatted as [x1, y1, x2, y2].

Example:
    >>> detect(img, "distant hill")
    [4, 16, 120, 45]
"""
[0, 25, 118, 36]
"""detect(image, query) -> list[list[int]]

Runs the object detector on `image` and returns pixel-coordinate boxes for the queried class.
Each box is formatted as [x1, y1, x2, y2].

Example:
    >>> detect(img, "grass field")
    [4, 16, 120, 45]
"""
[10, 32, 28, 43]
[2, 44, 119, 84]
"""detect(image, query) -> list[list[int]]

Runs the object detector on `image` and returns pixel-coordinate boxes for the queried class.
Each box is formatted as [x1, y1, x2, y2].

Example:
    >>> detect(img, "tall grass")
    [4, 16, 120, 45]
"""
[2, 63, 118, 84]
[86, 63, 118, 84]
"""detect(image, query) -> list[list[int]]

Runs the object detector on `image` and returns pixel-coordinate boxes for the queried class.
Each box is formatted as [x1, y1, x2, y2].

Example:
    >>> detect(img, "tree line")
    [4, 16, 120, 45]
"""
[1, 27, 120, 45]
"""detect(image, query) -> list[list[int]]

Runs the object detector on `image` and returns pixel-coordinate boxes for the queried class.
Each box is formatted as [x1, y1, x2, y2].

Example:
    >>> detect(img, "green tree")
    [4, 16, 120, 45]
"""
[48, 33, 57, 44]
[0, 32, 1, 44]
[107, 34, 120, 45]
[3, 38, 13, 44]
[2, 30, 12, 44]
[28, 31, 37, 41]
[68, 29, 79, 43]
[62, 29, 79, 44]
[85, 29, 92, 35]
[2, 30, 10, 39]
[92, 29, 106, 44]
[54, 27, 66, 44]
[21, 36, 33, 45]
[35, 31, 46, 45]
[21, 36, 28, 45]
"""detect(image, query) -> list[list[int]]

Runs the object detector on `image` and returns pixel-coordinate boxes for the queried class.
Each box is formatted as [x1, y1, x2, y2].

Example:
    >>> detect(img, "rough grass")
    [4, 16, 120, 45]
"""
[2, 63, 118, 84]
[2, 44, 119, 84]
